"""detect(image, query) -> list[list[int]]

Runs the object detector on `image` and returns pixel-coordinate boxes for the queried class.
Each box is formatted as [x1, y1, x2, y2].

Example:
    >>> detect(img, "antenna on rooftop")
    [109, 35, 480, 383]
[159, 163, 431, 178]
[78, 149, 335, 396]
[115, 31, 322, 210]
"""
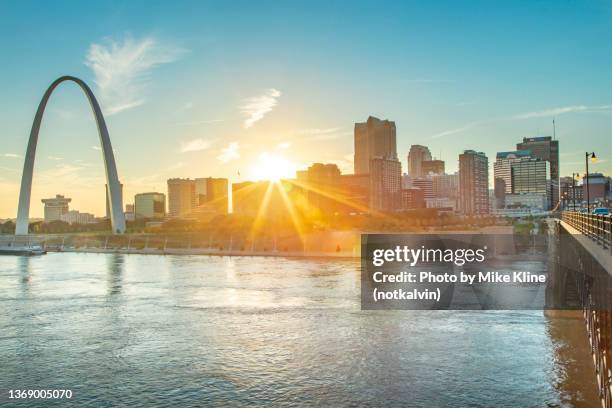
[553, 118, 556, 140]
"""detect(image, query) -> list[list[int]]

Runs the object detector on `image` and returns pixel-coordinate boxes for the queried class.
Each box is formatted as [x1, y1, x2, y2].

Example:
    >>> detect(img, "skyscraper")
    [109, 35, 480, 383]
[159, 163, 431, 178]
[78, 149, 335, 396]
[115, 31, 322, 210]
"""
[421, 159, 444, 176]
[354, 116, 397, 174]
[516, 136, 559, 209]
[299, 163, 342, 214]
[195, 177, 229, 214]
[493, 150, 532, 194]
[459, 150, 489, 215]
[167, 178, 196, 218]
[407, 145, 432, 177]
[369, 157, 401, 211]
[510, 158, 551, 209]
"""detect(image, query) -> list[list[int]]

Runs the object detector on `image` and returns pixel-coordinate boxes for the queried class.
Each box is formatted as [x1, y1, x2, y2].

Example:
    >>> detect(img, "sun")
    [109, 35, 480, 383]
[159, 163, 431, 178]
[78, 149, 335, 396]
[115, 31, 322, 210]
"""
[249, 152, 297, 182]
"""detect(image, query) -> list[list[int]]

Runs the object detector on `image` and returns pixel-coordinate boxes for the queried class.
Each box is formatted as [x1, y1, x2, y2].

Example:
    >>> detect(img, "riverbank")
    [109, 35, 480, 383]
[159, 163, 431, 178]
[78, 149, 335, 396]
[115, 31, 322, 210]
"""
[48, 246, 359, 259]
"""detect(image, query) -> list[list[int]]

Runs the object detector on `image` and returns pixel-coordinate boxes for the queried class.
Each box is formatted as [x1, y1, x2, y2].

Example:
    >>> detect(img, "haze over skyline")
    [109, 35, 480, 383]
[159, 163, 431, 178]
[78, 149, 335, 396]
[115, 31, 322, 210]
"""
[1, 1, 612, 218]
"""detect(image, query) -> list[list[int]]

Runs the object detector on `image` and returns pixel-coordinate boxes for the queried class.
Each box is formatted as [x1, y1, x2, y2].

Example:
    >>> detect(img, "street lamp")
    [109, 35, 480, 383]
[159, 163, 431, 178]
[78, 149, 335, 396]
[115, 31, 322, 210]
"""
[572, 172, 580, 211]
[585, 152, 597, 210]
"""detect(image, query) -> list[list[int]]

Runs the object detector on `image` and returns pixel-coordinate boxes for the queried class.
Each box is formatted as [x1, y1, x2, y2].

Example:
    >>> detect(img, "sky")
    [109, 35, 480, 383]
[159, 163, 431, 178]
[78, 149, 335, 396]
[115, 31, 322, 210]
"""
[1, 0, 612, 218]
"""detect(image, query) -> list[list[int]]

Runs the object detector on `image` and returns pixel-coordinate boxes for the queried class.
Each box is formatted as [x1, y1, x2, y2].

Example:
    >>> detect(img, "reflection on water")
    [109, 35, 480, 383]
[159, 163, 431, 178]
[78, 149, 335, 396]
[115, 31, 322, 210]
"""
[0, 253, 599, 407]
[106, 253, 124, 296]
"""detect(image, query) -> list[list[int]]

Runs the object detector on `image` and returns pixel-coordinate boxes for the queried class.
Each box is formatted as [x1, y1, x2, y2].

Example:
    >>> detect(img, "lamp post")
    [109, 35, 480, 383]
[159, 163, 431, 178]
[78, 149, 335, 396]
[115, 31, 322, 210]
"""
[572, 172, 580, 211]
[585, 152, 597, 211]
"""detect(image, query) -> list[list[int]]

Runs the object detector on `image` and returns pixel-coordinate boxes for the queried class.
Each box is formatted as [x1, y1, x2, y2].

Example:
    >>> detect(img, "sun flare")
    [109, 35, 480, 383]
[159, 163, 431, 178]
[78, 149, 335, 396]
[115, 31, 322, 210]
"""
[249, 152, 297, 182]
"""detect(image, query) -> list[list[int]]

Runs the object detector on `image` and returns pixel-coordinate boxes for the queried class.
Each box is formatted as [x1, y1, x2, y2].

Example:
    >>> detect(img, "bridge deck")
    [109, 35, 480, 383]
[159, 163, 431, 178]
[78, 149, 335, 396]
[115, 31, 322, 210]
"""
[560, 220, 612, 277]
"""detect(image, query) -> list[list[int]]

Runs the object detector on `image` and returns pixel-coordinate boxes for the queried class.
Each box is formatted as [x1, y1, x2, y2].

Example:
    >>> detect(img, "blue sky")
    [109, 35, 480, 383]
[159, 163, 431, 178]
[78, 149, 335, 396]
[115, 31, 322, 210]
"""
[1, 1, 611, 217]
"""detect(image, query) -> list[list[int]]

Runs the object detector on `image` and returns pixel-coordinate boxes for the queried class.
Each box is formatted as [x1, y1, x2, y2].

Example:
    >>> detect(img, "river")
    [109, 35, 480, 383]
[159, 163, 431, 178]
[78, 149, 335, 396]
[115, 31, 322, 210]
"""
[0, 253, 599, 407]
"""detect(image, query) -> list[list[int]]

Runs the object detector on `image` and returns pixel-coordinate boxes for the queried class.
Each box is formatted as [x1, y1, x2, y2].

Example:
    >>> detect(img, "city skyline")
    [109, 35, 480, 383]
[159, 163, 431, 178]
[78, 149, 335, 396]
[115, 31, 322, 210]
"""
[1, 1, 612, 218]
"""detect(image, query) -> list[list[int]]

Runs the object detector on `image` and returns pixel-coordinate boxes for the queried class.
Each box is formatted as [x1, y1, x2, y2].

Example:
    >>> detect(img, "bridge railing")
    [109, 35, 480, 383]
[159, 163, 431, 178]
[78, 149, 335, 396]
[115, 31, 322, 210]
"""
[561, 211, 612, 254]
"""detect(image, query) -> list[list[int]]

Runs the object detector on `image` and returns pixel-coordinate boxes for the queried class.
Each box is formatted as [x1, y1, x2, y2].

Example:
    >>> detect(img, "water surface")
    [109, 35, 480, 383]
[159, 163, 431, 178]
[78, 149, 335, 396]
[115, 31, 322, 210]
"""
[0, 253, 599, 407]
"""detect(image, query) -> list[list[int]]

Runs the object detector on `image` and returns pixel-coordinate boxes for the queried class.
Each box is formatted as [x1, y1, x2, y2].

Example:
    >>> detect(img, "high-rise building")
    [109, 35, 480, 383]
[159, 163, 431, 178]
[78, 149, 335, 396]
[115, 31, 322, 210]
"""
[299, 163, 342, 214]
[411, 177, 434, 200]
[431, 173, 459, 200]
[516, 136, 559, 209]
[354, 116, 397, 174]
[41, 194, 71, 222]
[510, 158, 551, 205]
[134, 192, 166, 219]
[421, 159, 444, 176]
[369, 157, 401, 211]
[493, 150, 531, 194]
[459, 150, 489, 215]
[167, 178, 196, 218]
[338, 174, 370, 213]
[407, 145, 432, 177]
[195, 177, 229, 214]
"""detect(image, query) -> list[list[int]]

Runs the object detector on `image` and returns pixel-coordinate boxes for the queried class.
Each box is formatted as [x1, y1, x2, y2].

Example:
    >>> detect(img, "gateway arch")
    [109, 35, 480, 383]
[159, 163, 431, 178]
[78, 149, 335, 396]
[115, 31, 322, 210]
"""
[15, 76, 126, 235]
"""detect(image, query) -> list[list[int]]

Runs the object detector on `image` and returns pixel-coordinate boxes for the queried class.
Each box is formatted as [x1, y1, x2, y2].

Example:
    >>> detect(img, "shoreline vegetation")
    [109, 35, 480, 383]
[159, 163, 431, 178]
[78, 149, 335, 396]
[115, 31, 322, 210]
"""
[0, 223, 551, 260]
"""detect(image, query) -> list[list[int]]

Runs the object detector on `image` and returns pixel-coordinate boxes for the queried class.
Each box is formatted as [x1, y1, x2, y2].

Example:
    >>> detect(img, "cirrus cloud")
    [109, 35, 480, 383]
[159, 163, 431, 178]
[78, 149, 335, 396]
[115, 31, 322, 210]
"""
[217, 142, 240, 163]
[85, 35, 187, 115]
[241, 89, 281, 128]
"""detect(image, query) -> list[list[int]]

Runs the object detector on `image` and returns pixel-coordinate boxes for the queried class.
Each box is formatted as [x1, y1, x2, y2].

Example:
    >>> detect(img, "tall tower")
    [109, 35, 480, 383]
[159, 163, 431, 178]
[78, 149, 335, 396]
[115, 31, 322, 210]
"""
[459, 150, 489, 215]
[516, 137, 559, 209]
[407, 145, 432, 177]
[354, 116, 397, 174]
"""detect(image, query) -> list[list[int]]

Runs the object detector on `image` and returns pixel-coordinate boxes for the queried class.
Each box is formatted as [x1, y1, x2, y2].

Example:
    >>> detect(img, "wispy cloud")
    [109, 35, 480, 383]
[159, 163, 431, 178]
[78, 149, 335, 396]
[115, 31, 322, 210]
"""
[1, 153, 21, 158]
[48, 156, 64, 161]
[91, 146, 101, 151]
[512, 105, 612, 120]
[180, 138, 214, 153]
[294, 127, 351, 141]
[276, 142, 291, 150]
[241, 89, 281, 128]
[85, 35, 187, 115]
[430, 121, 487, 139]
[217, 142, 240, 163]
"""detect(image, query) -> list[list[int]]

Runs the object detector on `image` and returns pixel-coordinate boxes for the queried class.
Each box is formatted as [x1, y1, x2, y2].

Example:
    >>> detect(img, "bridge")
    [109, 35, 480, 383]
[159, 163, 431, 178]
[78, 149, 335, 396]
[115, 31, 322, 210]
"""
[551, 212, 612, 408]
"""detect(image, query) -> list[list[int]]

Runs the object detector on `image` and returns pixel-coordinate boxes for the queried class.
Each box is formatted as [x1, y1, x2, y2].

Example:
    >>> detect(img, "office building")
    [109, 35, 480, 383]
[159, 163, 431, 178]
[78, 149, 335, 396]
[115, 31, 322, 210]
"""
[354, 116, 397, 174]
[582, 173, 611, 204]
[41, 194, 71, 222]
[298, 163, 342, 214]
[431, 173, 459, 200]
[401, 188, 425, 209]
[338, 174, 370, 213]
[493, 150, 531, 194]
[60, 210, 95, 224]
[421, 159, 445, 176]
[407, 145, 432, 177]
[167, 178, 196, 218]
[195, 177, 229, 214]
[369, 157, 401, 211]
[134, 192, 166, 219]
[510, 158, 551, 209]
[516, 136, 559, 209]
[459, 150, 489, 215]
[411, 177, 434, 200]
